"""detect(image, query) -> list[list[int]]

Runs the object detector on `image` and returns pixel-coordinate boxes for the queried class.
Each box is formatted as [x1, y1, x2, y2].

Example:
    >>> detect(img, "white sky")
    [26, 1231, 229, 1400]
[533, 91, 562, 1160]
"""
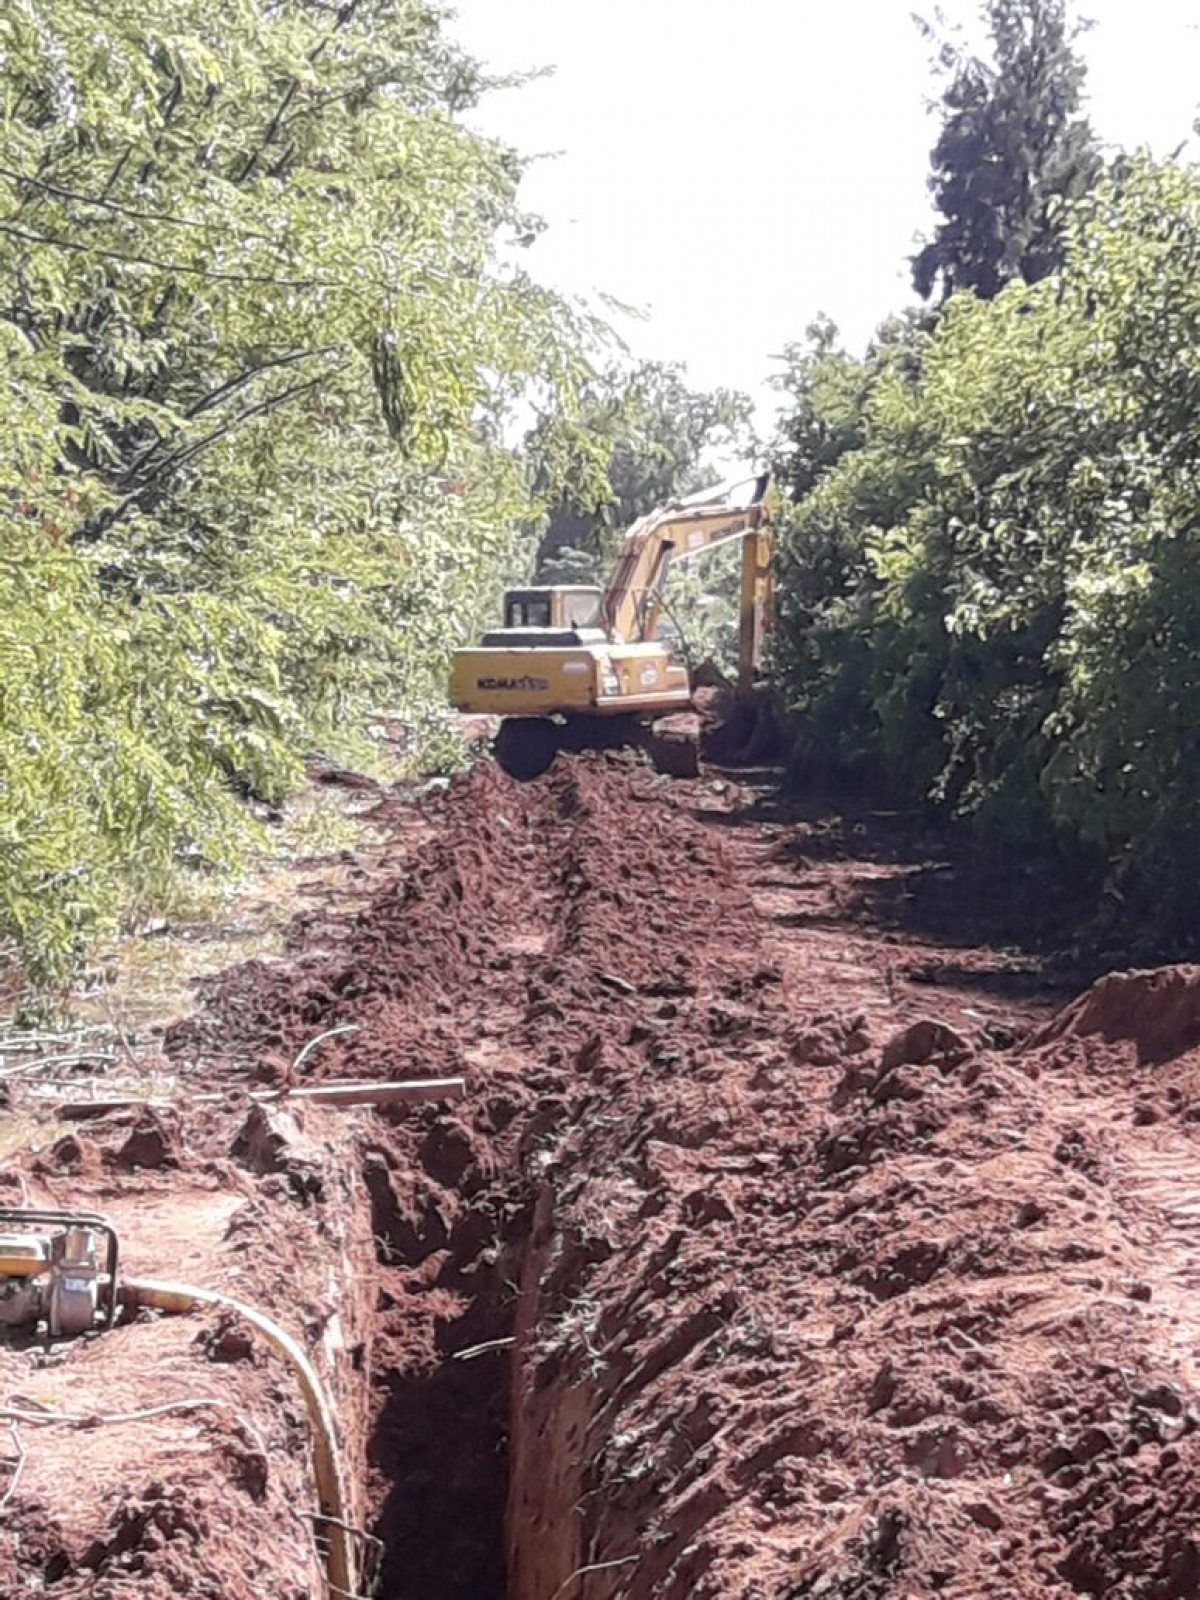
[448, 1, 1200, 422]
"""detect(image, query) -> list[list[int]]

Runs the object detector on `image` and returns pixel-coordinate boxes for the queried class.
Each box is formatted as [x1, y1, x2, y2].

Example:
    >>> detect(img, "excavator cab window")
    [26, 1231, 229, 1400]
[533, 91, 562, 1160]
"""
[504, 593, 552, 629]
[560, 590, 602, 628]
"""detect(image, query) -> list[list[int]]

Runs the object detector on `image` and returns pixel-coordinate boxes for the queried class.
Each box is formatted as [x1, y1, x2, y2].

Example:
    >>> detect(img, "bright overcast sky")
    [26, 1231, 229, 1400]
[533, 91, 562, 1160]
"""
[447, 1, 1200, 421]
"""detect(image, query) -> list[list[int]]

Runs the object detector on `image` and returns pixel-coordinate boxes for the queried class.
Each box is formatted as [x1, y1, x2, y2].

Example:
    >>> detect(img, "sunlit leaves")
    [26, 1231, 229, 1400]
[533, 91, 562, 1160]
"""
[0, 0, 592, 979]
[773, 159, 1200, 929]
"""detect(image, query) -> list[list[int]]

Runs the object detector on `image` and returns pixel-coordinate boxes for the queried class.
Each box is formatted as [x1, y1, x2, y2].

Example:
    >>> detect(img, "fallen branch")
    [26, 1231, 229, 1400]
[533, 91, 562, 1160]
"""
[0, 1026, 117, 1052]
[0, 1051, 117, 1081]
[3, 1396, 234, 1428]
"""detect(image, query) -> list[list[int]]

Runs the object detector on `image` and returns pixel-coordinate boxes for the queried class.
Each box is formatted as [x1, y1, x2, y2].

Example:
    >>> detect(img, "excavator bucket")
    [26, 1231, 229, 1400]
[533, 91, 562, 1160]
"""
[696, 685, 782, 766]
[643, 713, 702, 778]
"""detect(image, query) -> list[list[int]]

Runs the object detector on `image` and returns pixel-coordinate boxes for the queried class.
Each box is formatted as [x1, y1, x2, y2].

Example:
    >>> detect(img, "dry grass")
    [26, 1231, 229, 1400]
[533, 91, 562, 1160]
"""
[0, 782, 394, 1149]
[66, 786, 387, 1035]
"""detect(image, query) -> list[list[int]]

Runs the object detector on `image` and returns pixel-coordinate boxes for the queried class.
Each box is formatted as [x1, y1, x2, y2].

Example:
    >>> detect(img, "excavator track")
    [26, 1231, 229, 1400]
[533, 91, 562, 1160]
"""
[493, 711, 700, 781]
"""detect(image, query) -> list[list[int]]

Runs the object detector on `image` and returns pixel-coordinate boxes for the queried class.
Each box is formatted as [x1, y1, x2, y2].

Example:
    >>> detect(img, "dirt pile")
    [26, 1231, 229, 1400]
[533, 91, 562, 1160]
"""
[166, 757, 1200, 1597]
[1033, 965, 1200, 1064]
[506, 1001, 1200, 1596]
[167, 754, 769, 1596]
[8, 756, 1200, 1599]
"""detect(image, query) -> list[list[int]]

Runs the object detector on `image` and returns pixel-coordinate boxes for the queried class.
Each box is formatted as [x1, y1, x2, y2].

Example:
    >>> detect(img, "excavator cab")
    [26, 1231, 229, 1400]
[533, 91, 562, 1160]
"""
[482, 587, 606, 649]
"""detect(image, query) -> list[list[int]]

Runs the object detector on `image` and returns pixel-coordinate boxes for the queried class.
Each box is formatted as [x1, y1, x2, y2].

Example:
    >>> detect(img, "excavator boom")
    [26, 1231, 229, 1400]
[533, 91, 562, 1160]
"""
[600, 473, 771, 663]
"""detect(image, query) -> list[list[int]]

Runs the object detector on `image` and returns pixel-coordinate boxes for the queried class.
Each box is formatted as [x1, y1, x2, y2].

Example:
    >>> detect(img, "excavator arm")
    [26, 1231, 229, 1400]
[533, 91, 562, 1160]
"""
[600, 472, 771, 689]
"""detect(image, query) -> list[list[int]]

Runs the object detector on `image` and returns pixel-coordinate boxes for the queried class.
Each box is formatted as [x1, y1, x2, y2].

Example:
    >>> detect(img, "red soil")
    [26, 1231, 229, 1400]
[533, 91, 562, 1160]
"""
[6, 755, 1200, 1599]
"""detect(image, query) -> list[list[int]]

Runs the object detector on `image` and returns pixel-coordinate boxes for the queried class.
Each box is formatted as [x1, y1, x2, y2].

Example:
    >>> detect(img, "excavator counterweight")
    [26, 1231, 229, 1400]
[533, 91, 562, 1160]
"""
[448, 473, 773, 779]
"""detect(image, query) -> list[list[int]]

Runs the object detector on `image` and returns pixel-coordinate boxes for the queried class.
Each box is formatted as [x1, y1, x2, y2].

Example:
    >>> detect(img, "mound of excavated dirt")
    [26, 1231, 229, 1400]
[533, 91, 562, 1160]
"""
[163, 757, 1200, 1598]
[10, 756, 1200, 1600]
[1032, 965, 1200, 1064]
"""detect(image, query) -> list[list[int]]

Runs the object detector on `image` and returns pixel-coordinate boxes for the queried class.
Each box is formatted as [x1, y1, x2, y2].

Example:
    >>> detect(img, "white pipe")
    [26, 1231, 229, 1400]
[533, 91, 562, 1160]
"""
[54, 1075, 466, 1120]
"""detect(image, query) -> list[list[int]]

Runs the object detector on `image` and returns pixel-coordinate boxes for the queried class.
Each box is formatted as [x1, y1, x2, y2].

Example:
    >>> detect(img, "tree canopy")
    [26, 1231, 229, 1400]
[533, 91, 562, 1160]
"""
[528, 359, 755, 582]
[912, 0, 1102, 301]
[773, 159, 1200, 938]
[5, 0, 1200, 976]
[0, 0, 595, 977]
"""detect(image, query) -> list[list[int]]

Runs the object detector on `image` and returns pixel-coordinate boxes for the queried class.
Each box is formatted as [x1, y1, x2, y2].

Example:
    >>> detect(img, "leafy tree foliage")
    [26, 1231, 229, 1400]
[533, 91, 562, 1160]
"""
[522, 360, 757, 675]
[774, 160, 1200, 935]
[771, 313, 927, 503]
[0, 0, 592, 978]
[529, 360, 755, 581]
[912, 0, 1102, 301]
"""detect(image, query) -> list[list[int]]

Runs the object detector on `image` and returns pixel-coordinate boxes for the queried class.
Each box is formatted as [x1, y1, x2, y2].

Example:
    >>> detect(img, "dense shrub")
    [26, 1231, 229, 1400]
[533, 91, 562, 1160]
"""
[773, 161, 1200, 934]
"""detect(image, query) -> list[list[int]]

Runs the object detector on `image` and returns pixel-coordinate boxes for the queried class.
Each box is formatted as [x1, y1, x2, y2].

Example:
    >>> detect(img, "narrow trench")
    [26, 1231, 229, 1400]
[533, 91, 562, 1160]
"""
[339, 773, 611, 1599]
[363, 1148, 530, 1600]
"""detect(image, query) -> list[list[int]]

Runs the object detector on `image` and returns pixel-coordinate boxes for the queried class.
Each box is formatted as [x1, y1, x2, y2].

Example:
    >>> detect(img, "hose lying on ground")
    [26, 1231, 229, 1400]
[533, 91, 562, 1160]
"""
[122, 1277, 355, 1600]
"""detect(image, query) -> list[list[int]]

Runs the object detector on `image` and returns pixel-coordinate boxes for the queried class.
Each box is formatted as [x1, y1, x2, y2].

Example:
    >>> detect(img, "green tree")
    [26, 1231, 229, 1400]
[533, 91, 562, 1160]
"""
[912, 0, 1102, 301]
[528, 359, 756, 581]
[770, 312, 928, 504]
[518, 360, 759, 677]
[775, 159, 1200, 936]
[0, 0, 592, 978]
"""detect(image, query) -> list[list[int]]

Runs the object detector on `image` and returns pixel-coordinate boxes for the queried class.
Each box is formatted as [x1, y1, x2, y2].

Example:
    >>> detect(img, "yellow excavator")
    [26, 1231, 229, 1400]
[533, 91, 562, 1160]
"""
[449, 472, 772, 779]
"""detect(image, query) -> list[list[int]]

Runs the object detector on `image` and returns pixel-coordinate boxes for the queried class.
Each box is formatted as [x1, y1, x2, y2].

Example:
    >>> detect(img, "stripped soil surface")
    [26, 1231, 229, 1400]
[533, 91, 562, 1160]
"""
[4, 755, 1200, 1598]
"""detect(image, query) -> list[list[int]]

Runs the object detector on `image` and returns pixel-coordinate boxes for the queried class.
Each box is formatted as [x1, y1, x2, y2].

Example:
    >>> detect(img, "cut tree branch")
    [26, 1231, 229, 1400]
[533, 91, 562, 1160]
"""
[152, 371, 332, 477]
[98, 148, 133, 201]
[105, 346, 339, 492]
[184, 345, 341, 418]
[72, 368, 343, 546]
[233, 0, 363, 186]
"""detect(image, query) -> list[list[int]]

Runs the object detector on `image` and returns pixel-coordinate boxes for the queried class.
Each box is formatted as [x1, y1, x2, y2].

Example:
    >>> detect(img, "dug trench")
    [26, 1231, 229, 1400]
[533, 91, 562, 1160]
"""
[7, 756, 1200, 1598]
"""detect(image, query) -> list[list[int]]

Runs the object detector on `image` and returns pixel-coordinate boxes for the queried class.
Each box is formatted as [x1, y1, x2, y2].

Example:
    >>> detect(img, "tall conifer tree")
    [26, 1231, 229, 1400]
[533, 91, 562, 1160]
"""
[913, 0, 1102, 301]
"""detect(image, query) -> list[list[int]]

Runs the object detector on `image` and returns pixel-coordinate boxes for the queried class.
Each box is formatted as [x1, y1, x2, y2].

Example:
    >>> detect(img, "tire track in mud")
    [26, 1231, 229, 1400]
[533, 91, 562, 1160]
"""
[89, 762, 1200, 1597]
